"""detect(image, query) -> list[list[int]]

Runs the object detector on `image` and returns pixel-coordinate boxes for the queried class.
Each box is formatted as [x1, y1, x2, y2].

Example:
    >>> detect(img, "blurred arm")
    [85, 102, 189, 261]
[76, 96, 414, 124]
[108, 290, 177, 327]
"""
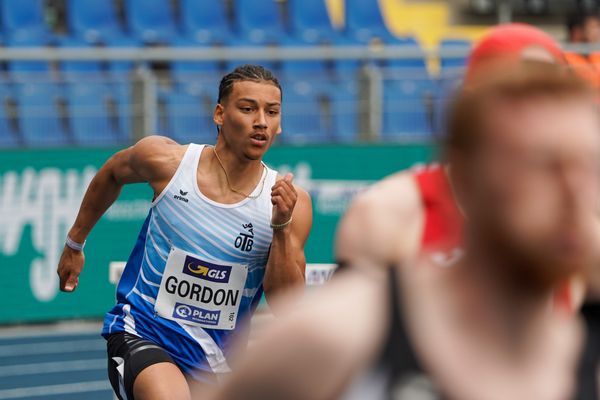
[209, 268, 388, 400]
[336, 172, 423, 270]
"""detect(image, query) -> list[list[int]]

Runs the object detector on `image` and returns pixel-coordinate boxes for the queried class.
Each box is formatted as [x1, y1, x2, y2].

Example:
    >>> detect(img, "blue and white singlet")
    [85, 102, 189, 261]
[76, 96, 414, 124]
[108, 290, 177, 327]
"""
[102, 143, 277, 379]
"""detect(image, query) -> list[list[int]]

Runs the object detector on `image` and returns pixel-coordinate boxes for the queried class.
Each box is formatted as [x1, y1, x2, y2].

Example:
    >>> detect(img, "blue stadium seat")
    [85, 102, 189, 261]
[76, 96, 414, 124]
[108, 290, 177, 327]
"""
[439, 39, 471, 71]
[288, 0, 341, 44]
[280, 44, 329, 78]
[344, 0, 402, 44]
[161, 90, 215, 144]
[170, 38, 221, 76]
[282, 81, 329, 144]
[105, 36, 143, 77]
[180, 0, 232, 45]
[330, 80, 359, 141]
[66, 0, 125, 44]
[16, 83, 69, 147]
[169, 38, 221, 98]
[234, 0, 287, 43]
[385, 37, 429, 76]
[59, 38, 104, 79]
[2, 0, 53, 43]
[124, 0, 180, 44]
[66, 83, 120, 146]
[382, 78, 435, 139]
[6, 37, 52, 80]
[108, 79, 133, 144]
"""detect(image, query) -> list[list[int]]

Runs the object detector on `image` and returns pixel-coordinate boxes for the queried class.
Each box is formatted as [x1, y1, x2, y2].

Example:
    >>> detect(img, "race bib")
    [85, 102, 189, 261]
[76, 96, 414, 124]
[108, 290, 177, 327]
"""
[155, 247, 248, 330]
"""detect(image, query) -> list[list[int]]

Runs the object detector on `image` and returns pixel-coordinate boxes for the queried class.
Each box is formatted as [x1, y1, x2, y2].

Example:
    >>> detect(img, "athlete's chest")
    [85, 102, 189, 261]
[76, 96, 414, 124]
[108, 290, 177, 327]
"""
[154, 195, 273, 261]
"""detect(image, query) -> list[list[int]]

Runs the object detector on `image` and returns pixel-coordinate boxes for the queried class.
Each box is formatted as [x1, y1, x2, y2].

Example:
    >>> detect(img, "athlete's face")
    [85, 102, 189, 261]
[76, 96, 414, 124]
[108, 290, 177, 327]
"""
[214, 80, 282, 160]
[460, 96, 600, 285]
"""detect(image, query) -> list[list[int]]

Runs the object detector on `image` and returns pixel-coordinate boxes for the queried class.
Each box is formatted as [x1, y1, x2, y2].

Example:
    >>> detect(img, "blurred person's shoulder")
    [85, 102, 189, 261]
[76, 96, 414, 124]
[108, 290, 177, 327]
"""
[336, 169, 424, 267]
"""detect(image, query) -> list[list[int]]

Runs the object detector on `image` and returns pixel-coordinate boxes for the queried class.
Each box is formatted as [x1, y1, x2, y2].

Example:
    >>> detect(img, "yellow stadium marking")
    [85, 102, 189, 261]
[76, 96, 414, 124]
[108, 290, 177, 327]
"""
[324, 0, 487, 46]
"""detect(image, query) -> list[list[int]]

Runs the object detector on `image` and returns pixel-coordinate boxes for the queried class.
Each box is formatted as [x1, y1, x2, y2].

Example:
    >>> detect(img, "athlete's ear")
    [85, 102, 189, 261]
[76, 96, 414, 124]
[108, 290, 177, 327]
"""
[213, 103, 224, 126]
[276, 123, 282, 135]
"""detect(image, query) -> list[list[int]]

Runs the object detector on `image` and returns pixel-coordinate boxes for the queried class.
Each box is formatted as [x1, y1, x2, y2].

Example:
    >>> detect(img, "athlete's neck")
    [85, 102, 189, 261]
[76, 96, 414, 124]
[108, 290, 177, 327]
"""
[210, 142, 265, 192]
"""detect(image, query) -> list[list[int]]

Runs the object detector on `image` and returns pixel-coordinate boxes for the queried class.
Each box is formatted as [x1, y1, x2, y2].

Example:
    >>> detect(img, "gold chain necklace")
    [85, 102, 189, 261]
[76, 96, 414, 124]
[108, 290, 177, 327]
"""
[212, 146, 267, 200]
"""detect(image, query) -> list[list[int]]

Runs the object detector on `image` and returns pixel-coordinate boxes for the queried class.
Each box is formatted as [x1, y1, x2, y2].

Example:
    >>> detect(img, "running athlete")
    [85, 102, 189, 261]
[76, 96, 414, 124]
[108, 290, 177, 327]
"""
[56, 65, 312, 400]
[208, 62, 600, 400]
[336, 24, 564, 270]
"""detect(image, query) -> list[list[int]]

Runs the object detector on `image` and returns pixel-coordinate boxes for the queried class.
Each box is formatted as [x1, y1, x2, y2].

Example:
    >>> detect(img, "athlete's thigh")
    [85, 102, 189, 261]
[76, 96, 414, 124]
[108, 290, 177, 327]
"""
[133, 362, 191, 400]
[107, 332, 188, 400]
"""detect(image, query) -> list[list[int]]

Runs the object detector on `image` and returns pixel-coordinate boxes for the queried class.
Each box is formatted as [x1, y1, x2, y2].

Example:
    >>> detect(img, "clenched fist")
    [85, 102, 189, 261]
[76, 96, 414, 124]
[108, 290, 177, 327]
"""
[271, 173, 298, 227]
[57, 246, 85, 292]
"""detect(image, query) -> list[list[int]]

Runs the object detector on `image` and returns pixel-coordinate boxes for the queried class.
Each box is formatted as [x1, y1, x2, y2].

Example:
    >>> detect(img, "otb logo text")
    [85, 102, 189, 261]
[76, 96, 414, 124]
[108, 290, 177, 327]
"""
[235, 223, 254, 252]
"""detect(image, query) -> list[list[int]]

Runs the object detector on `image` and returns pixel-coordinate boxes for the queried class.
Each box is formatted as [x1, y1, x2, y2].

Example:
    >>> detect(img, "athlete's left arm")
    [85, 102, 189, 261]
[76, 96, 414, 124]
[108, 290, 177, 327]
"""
[263, 174, 313, 303]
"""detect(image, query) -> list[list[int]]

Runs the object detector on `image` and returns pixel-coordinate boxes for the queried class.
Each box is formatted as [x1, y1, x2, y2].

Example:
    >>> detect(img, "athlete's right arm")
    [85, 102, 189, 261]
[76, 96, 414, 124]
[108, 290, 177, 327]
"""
[335, 172, 423, 270]
[57, 135, 181, 292]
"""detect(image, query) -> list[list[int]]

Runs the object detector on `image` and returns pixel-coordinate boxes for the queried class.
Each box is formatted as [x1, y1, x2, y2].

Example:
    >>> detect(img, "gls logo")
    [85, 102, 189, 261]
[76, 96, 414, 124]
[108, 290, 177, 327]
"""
[235, 222, 254, 252]
[173, 189, 189, 203]
[182, 255, 232, 283]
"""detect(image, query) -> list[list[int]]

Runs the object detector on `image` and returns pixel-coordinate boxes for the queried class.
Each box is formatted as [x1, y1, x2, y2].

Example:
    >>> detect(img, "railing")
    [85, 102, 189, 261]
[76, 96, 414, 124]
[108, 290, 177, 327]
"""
[0, 43, 593, 148]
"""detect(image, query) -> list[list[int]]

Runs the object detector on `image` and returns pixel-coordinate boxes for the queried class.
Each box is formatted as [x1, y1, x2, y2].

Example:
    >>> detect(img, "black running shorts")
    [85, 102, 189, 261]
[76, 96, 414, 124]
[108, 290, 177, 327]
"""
[106, 332, 176, 400]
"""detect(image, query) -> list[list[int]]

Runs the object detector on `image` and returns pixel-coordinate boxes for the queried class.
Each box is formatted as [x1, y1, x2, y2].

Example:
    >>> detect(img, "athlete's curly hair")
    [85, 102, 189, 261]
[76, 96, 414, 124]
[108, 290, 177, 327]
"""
[217, 64, 282, 104]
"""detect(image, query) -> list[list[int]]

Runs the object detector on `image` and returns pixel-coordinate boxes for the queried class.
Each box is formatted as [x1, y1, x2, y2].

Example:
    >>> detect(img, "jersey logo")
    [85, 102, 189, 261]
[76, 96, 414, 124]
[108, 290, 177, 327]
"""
[182, 255, 232, 283]
[235, 223, 254, 252]
[173, 189, 189, 203]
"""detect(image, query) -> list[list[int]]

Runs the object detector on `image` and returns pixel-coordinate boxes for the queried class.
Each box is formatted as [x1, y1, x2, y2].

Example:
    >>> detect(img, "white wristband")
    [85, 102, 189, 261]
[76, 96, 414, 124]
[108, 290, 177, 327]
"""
[65, 236, 85, 252]
[270, 217, 293, 230]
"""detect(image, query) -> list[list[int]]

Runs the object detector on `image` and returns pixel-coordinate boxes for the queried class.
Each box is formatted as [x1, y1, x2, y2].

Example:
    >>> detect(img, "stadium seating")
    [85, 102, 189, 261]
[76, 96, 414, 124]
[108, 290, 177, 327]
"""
[0, 0, 471, 148]
[161, 90, 216, 144]
[180, 0, 233, 45]
[6, 36, 52, 80]
[234, 0, 287, 44]
[2, 0, 54, 43]
[124, 0, 179, 44]
[330, 80, 360, 141]
[0, 100, 19, 148]
[385, 37, 428, 73]
[170, 38, 222, 80]
[105, 36, 143, 76]
[439, 39, 471, 71]
[16, 83, 69, 147]
[66, 82, 120, 146]
[288, 0, 341, 44]
[382, 78, 435, 139]
[226, 0, 287, 70]
[66, 0, 125, 44]
[282, 80, 329, 143]
[112, 79, 133, 143]
[59, 38, 104, 78]
[344, 0, 402, 44]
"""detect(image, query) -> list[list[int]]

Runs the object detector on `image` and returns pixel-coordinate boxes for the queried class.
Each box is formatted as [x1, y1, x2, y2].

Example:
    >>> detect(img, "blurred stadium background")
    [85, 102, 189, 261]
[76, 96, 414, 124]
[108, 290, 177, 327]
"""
[0, 0, 599, 398]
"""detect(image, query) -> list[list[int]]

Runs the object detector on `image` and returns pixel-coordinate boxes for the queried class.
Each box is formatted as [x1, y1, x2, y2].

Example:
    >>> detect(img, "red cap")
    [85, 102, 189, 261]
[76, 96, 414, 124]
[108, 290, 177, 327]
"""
[465, 23, 564, 85]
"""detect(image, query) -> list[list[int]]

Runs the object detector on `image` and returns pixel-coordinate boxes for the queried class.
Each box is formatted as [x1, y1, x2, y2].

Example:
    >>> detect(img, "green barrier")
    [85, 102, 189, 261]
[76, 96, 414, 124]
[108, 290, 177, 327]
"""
[0, 144, 436, 323]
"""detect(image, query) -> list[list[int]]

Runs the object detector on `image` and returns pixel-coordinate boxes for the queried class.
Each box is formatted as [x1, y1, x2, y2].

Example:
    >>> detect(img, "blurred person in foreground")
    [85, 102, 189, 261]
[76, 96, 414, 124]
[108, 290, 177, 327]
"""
[207, 63, 600, 400]
[337, 23, 584, 313]
[567, 10, 600, 44]
[56, 64, 312, 399]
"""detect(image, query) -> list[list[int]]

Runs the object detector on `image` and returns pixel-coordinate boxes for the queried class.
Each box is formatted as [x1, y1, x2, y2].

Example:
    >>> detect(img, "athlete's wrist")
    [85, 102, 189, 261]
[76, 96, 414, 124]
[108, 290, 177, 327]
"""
[67, 226, 88, 245]
[65, 236, 86, 252]
[270, 216, 293, 231]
